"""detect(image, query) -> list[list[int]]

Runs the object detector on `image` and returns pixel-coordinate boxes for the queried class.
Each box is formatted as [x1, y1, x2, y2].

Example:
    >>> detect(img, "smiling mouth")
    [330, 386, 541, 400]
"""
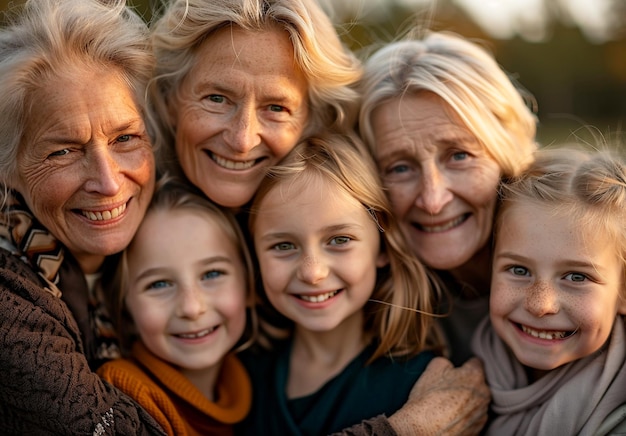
[176, 327, 217, 339]
[208, 151, 259, 170]
[415, 213, 469, 233]
[298, 290, 341, 303]
[80, 203, 127, 221]
[519, 323, 577, 340]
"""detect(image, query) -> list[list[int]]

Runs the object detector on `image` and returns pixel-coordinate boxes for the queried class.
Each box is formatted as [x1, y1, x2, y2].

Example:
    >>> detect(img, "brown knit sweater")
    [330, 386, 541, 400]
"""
[0, 248, 165, 435]
[98, 342, 252, 436]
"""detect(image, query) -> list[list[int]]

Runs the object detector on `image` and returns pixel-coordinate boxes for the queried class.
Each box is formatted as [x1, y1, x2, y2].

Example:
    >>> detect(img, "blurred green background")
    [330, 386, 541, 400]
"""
[1, 0, 624, 147]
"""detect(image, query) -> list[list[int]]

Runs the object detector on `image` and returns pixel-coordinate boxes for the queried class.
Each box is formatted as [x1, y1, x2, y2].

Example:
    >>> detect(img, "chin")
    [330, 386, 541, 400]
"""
[419, 252, 470, 271]
[213, 191, 255, 209]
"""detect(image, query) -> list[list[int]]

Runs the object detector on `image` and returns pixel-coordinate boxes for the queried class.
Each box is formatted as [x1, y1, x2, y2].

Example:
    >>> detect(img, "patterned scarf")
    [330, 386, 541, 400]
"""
[0, 190, 120, 366]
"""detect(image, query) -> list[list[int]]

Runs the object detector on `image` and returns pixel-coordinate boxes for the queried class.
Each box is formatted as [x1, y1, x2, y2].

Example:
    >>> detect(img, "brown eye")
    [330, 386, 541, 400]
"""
[274, 242, 295, 251]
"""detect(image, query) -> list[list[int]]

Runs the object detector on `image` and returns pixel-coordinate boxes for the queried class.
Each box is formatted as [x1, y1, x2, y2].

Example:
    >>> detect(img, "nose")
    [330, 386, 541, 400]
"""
[524, 280, 559, 317]
[83, 146, 122, 195]
[296, 254, 329, 284]
[414, 164, 453, 215]
[224, 104, 261, 154]
[176, 285, 208, 320]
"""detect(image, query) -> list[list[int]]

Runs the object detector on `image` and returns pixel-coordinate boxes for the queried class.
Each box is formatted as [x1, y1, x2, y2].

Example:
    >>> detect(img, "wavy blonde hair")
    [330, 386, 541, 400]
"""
[248, 134, 443, 361]
[148, 0, 362, 177]
[359, 31, 538, 179]
[496, 144, 626, 298]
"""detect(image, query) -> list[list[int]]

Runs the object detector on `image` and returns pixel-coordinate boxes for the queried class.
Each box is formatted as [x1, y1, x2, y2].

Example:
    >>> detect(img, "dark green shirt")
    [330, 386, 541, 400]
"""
[237, 341, 435, 436]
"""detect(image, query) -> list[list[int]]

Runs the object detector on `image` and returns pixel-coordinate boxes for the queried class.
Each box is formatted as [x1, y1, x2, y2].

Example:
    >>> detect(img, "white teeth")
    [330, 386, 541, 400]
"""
[177, 327, 216, 339]
[420, 215, 466, 233]
[211, 153, 256, 170]
[521, 324, 569, 340]
[82, 204, 126, 221]
[299, 290, 339, 303]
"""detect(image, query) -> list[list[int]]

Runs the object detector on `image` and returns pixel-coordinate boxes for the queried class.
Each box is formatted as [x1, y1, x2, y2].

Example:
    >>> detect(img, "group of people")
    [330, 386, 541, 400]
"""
[0, 0, 624, 435]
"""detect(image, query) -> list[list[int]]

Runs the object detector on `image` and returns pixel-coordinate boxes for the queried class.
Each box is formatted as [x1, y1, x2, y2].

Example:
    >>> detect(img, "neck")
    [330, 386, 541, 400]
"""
[180, 363, 222, 402]
[447, 242, 492, 298]
[287, 311, 369, 397]
[76, 253, 106, 275]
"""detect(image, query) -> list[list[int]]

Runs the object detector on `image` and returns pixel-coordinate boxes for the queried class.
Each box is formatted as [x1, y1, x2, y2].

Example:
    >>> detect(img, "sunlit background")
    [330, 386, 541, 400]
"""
[1, 0, 624, 147]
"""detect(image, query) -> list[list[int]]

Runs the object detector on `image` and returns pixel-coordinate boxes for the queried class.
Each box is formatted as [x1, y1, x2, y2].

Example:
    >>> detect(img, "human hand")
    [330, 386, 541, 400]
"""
[388, 357, 490, 435]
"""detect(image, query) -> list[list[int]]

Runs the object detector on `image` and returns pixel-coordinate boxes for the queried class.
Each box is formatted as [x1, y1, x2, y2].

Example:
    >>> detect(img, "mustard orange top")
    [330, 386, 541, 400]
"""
[98, 341, 251, 436]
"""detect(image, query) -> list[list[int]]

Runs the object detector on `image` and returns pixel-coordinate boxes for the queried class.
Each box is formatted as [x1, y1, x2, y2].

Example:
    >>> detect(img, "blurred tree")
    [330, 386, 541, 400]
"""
[1, 0, 623, 146]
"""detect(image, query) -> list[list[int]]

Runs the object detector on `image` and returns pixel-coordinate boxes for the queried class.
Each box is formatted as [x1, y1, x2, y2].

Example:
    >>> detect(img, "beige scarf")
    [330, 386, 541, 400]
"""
[472, 316, 626, 435]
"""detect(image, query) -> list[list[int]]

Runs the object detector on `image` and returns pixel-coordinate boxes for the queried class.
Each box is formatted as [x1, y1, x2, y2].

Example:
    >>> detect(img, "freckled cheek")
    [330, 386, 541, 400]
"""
[176, 107, 220, 145]
[490, 282, 522, 317]
[563, 296, 605, 330]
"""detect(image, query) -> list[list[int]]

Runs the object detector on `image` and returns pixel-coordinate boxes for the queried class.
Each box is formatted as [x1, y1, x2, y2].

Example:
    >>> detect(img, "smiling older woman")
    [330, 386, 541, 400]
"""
[0, 0, 164, 434]
[148, 0, 363, 210]
[359, 31, 538, 365]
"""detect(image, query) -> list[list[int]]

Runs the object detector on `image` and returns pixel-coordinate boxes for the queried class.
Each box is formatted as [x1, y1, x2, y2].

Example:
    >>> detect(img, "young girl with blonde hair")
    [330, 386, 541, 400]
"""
[472, 145, 626, 435]
[238, 133, 443, 435]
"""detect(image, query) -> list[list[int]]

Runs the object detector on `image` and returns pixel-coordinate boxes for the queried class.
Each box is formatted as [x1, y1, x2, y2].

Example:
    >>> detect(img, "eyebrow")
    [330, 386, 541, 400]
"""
[132, 255, 234, 281]
[41, 119, 144, 145]
[258, 223, 364, 241]
[496, 251, 599, 269]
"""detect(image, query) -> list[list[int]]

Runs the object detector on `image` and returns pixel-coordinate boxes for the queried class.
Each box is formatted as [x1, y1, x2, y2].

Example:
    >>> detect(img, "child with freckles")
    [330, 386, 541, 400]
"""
[471, 145, 626, 435]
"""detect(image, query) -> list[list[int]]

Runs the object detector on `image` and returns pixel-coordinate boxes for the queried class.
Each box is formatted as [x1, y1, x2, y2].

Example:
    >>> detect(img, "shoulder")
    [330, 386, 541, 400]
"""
[369, 348, 436, 377]
[99, 358, 152, 390]
[0, 247, 80, 338]
[0, 247, 43, 289]
[595, 403, 626, 435]
[98, 357, 179, 435]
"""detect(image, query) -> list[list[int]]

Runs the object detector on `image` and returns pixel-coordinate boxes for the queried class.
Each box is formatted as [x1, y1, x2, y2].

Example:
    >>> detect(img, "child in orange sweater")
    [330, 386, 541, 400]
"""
[98, 177, 257, 435]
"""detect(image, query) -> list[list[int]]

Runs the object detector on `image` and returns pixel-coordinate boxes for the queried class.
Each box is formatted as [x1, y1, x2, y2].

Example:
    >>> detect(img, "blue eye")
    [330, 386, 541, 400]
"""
[202, 270, 223, 280]
[510, 266, 529, 276]
[208, 95, 225, 103]
[452, 152, 468, 161]
[565, 272, 587, 282]
[147, 280, 170, 290]
[269, 104, 286, 112]
[389, 164, 409, 174]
